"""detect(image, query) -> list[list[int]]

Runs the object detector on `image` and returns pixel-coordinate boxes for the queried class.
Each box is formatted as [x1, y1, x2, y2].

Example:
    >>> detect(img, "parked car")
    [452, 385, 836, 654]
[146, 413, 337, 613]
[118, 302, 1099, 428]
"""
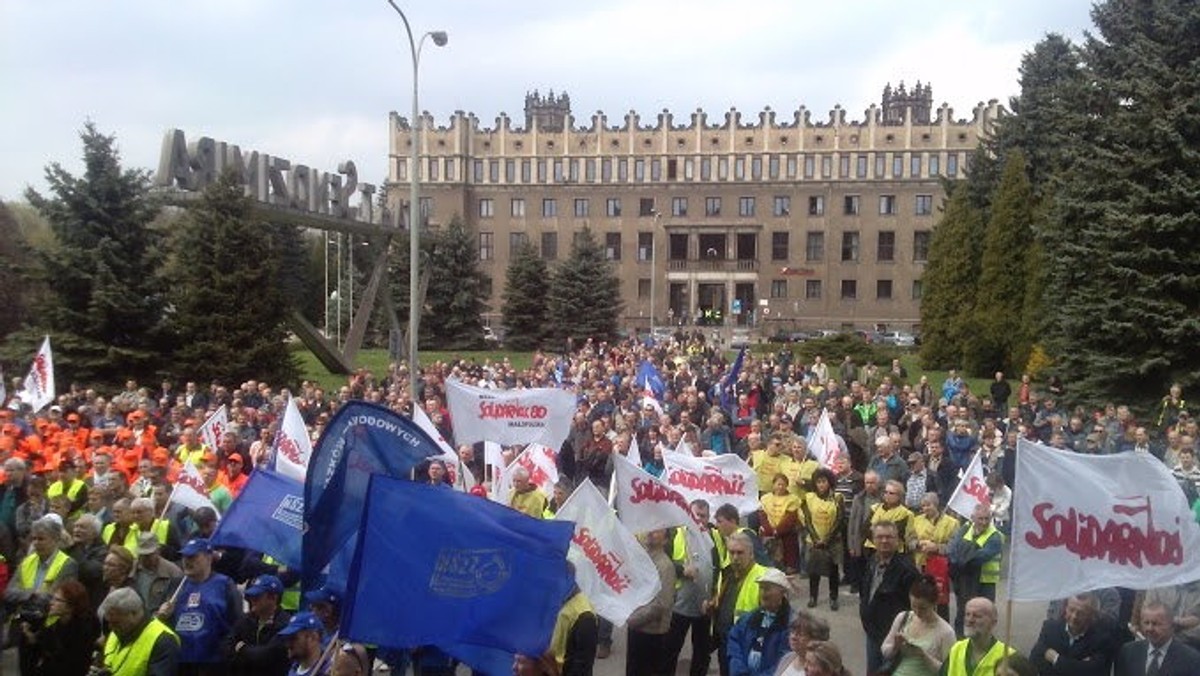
[483, 326, 502, 344]
[731, 328, 752, 348]
[880, 331, 917, 347]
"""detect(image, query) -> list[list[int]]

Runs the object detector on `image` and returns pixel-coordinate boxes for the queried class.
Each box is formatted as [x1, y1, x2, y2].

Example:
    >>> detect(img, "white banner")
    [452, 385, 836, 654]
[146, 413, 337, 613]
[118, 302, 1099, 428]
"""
[627, 435, 643, 468]
[20, 336, 54, 412]
[611, 453, 700, 534]
[412, 406, 476, 491]
[1009, 438, 1200, 601]
[556, 479, 662, 626]
[198, 405, 228, 455]
[946, 450, 989, 519]
[492, 443, 559, 505]
[663, 451, 758, 516]
[806, 411, 845, 468]
[273, 397, 313, 482]
[446, 379, 575, 450]
[171, 460, 218, 513]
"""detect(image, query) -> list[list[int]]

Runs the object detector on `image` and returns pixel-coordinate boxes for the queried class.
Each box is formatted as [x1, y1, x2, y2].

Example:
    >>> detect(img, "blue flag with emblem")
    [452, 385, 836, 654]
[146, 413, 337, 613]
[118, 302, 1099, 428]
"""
[718, 346, 747, 412]
[341, 475, 575, 659]
[303, 401, 442, 595]
[210, 469, 304, 570]
[636, 359, 666, 399]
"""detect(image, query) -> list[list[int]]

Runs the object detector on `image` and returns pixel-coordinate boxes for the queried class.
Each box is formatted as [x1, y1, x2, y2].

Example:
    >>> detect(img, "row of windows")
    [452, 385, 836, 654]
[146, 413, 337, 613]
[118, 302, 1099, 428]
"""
[479, 230, 931, 264]
[399, 152, 966, 185]
[478, 194, 935, 220]
[767, 278, 924, 301]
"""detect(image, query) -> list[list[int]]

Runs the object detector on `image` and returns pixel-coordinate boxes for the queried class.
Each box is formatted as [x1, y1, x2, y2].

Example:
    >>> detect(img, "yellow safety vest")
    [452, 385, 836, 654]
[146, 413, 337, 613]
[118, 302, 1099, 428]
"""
[732, 563, 767, 621]
[18, 550, 70, 591]
[971, 524, 1003, 585]
[103, 618, 179, 676]
[550, 591, 594, 667]
[104, 521, 169, 557]
[945, 638, 1012, 676]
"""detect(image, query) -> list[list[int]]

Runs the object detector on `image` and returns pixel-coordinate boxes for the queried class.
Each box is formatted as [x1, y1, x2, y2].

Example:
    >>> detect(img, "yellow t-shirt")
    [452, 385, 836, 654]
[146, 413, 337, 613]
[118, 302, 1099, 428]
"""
[782, 458, 819, 500]
[759, 492, 801, 529]
[802, 492, 841, 543]
[909, 512, 960, 568]
[750, 450, 788, 493]
[509, 489, 548, 519]
[866, 503, 914, 550]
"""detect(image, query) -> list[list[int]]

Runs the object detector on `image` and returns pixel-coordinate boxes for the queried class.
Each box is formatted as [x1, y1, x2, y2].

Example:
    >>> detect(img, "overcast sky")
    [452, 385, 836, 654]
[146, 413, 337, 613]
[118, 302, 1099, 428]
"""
[1, 1, 1095, 201]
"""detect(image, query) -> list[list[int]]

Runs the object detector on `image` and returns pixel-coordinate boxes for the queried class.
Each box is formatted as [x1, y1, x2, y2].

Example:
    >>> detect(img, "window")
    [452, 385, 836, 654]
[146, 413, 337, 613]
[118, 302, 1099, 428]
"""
[478, 198, 494, 218]
[856, 155, 868, 178]
[913, 231, 931, 262]
[771, 232, 789, 261]
[553, 160, 564, 182]
[537, 160, 547, 183]
[606, 198, 622, 217]
[803, 155, 815, 179]
[947, 153, 959, 177]
[639, 198, 656, 217]
[605, 233, 622, 260]
[915, 194, 933, 216]
[521, 159, 531, 183]
[786, 155, 798, 178]
[638, 232, 653, 262]
[569, 159, 579, 182]
[479, 232, 494, 261]
[770, 280, 788, 299]
[618, 160, 629, 182]
[585, 159, 596, 183]
[718, 157, 729, 180]
[635, 159, 645, 182]
[542, 198, 557, 218]
[671, 197, 688, 217]
[910, 155, 922, 178]
[844, 195, 860, 215]
[419, 197, 432, 220]
[738, 196, 756, 217]
[875, 155, 885, 178]
[473, 160, 483, 183]
[683, 159, 694, 180]
[839, 156, 850, 178]
[892, 155, 904, 178]
[929, 155, 940, 176]
[480, 276, 492, 298]
[505, 160, 515, 183]
[638, 279, 651, 299]
[573, 198, 589, 218]
[805, 232, 824, 262]
[701, 158, 712, 181]
[650, 159, 662, 182]
[877, 231, 895, 262]
[735, 158, 745, 180]
[808, 196, 825, 216]
[509, 232, 528, 254]
[912, 279, 924, 299]
[877, 279, 893, 300]
[444, 158, 456, 181]
[427, 158, 438, 181]
[510, 198, 525, 217]
[751, 157, 762, 180]
[805, 279, 822, 300]
[489, 160, 500, 183]
[601, 159, 612, 182]
[821, 156, 832, 178]
[666, 158, 678, 180]
[398, 159, 408, 181]
[768, 155, 780, 179]
[541, 232, 558, 260]
[773, 196, 791, 217]
[879, 195, 897, 215]
[705, 197, 721, 217]
[841, 232, 860, 262]
[840, 280, 858, 300]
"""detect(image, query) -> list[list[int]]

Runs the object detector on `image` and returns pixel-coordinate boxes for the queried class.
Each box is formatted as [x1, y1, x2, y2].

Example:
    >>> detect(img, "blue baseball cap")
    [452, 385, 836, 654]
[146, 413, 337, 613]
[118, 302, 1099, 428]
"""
[303, 587, 340, 606]
[277, 611, 322, 637]
[180, 538, 213, 557]
[245, 575, 283, 598]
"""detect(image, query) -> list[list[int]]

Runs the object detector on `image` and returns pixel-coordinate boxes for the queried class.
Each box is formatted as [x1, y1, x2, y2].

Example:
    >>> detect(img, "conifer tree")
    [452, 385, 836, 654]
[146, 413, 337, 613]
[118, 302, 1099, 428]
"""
[501, 239, 550, 350]
[420, 216, 486, 350]
[918, 183, 984, 370]
[548, 226, 622, 343]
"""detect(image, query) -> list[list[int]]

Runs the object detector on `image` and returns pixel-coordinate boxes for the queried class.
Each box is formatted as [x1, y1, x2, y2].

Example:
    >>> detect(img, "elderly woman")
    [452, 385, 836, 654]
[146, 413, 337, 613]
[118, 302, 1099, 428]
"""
[907, 492, 958, 620]
[801, 468, 844, 610]
[100, 546, 136, 604]
[759, 474, 802, 574]
[5, 515, 80, 675]
[803, 641, 850, 676]
[869, 479, 914, 552]
[772, 610, 831, 675]
[22, 578, 100, 676]
[66, 513, 108, 610]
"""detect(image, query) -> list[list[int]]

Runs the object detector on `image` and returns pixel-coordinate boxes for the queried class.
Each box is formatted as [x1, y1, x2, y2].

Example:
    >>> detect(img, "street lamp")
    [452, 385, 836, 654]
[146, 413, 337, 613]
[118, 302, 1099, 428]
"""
[385, 0, 447, 404]
[650, 209, 662, 339]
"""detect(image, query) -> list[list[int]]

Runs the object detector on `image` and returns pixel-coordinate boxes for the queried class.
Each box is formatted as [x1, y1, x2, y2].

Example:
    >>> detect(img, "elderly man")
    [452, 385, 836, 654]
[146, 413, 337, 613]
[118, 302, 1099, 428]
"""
[664, 500, 718, 676]
[508, 466, 548, 518]
[159, 538, 244, 676]
[625, 528, 676, 676]
[99, 587, 181, 676]
[6, 515, 80, 675]
[948, 503, 1004, 636]
[860, 519, 919, 674]
[1114, 601, 1200, 676]
[1030, 592, 1119, 675]
[135, 532, 182, 617]
[714, 531, 770, 676]
[726, 568, 792, 676]
[941, 597, 1013, 675]
[66, 512, 108, 607]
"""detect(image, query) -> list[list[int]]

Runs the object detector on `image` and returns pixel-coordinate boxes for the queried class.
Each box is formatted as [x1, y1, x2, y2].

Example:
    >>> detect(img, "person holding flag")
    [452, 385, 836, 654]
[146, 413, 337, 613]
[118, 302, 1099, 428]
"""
[158, 538, 244, 676]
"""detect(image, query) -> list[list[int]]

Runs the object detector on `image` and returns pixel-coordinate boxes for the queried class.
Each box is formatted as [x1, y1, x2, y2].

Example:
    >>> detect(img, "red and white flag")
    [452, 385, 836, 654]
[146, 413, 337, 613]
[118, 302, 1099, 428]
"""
[806, 411, 845, 468]
[412, 406, 476, 491]
[20, 336, 54, 412]
[171, 460, 218, 513]
[272, 398, 313, 482]
[663, 451, 758, 516]
[492, 443, 559, 505]
[198, 405, 228, 454]
[946, 450, 990, 519]
[611, 453, 700, 534]
[446, 379, 575, 450]
[1008, 438, 1200, 601]
[556, 479, 662, 626]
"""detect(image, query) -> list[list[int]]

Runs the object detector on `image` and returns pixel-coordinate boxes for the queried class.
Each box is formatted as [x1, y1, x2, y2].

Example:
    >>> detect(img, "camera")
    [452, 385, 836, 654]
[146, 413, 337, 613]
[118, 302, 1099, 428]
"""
[15, 597, 49, 629]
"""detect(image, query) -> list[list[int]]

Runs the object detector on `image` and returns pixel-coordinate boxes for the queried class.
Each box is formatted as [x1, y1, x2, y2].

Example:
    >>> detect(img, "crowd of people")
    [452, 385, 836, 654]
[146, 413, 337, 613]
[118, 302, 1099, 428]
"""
[0, 329, 1198, 675]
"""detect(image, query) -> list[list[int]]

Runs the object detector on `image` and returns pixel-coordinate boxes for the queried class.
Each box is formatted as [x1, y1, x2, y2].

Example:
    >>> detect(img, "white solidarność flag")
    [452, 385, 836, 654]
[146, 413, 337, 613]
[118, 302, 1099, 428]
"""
[273, 397, 314, 482]
[445, 379, 576, 450]
[663, 451, 758, 516]
[1008, 438, 1200, 601]
[198, 405, 229, 454]
[611, 453, 699, 534]
[20, 336, 54, 413]
[492, 443, 559, 505]
[806, 411, 846, 468]
[946, 450, 990, 520]
[555, 479, 662, 626]
[412, 406, 476, 491]
[171, 460, 218, 513]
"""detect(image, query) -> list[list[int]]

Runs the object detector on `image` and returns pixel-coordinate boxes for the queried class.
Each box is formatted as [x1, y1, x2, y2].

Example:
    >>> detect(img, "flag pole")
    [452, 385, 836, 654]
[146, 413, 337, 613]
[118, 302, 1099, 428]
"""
[1001, 598, 1014, 671]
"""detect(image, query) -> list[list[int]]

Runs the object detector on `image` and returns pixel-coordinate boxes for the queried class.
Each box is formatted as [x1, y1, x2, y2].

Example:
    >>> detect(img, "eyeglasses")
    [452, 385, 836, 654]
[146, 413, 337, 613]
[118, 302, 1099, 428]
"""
[50, 596, 66, 604]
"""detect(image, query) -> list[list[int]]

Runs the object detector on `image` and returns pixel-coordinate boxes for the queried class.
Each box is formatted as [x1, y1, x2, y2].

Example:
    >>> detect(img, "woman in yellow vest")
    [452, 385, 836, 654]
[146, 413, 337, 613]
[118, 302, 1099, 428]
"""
[98, 586, 181, 675]
[868, 480, 915, 552]
[758, 474, 802, 574]
[751, 433, 791, 495]
[6, 515, 79, 675]
[907, 492, 959, 620]
[801, 468, 844, 610]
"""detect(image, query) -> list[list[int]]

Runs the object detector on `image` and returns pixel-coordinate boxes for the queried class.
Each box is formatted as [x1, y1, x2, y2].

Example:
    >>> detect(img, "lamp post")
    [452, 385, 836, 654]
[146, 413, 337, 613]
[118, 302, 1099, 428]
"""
[650, 209, 662, 339]
[386, 0, 447, 404]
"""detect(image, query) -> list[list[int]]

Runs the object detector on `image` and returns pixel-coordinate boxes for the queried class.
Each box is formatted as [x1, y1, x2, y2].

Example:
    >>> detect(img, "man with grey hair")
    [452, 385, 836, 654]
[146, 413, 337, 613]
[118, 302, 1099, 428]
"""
[67, 512, 107, 608]
[99, 586, 181, 675]
[712, 530, 768, 676]
[135, 532, 182, 617]
[507, 465, 547, 518]
[1031, 591, 1119, 675]
[6, 515, 79, 674]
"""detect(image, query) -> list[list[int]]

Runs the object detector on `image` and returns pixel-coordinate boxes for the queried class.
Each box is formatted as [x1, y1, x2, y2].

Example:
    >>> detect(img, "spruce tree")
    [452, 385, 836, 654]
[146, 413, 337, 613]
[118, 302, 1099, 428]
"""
[165, 170, 297, 385]
[421, 216, 486, 350]
[0, 203, 36, 344]
[501, 239, 550, 350]
[918, 183, 984, 370]
[548, 226, 622, 343]
[22, 123, 166, 384]
[1044, 0, 1200, 409]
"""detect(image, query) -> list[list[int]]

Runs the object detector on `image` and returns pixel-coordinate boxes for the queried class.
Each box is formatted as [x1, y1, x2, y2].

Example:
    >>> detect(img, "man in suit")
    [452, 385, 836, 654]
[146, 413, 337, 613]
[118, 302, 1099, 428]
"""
[859, 519, 919, 675]
[1114, 601, 1200, 676]
[1031, 592, 1118, 675]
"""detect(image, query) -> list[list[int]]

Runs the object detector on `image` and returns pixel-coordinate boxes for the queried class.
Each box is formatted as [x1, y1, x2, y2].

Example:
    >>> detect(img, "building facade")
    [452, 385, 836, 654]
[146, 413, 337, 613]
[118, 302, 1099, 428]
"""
[386, 85, 1000, 334]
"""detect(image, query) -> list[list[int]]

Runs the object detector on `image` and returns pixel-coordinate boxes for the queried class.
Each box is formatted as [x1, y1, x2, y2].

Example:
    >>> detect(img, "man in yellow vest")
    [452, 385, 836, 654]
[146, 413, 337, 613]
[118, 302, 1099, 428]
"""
[47, 458, 88, 518]
[711, 531, 767, 676]
[10, 515, 79, 674]
[948, 503, 1003, 636]
[508, 466, 548, 518]
[99, 586, 181, 675]
[942, 597, 1013, 676]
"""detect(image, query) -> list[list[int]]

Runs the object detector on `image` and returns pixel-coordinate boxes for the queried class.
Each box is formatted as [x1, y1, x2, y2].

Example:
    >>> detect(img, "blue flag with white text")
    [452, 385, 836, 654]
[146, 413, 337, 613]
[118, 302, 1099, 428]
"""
[636, 360, 666, 399]
[719, 346, 747, 412]
[210, 469, 304, 570]
[303, 401, 442, 594]
[341, 476, 575, 659]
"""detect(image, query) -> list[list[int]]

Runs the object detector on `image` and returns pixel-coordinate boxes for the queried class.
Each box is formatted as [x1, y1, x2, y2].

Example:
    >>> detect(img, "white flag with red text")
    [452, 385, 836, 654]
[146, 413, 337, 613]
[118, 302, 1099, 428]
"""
[555, 479, 661, 626]
[446, 379, 575, 450]
[1008, 438, 1200, 601]
[611, 453, 699, 534]
[492, 443, 559, 505]
[272, 397, 313, 482]
[806, 411, 845, 468]
[413, 406, 476, 491]
[20, 336, 54, 412]
[171, 460, 218, 513]
[663, 451, 758, 516]
[946, 450, 990, 520]
[198, 405, 228, 455]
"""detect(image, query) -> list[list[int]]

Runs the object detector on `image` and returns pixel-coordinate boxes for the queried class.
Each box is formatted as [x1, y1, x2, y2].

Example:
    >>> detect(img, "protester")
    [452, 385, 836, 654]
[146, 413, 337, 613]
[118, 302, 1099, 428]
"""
[278, 611, 330, 676]
[803, 641, 851, 676]
[1113, 601, 1200, 676]
[941, 598, 1014, 676]
[772, 610, 831, 675]
[907, 493, 958, 620]
[715, 531, 770, 676]
[726, 567, 793, 676]
[20, 578, 99, 675]
[99, 586, 181, 676]
[665, 500, 717, 676]
[159, 538, 243, 676]
[224, 574, 292, 676]
[134, 532, 182, 617]
[625, 528, 676, 676]
[801, 467, 843, 610]
[859, 520, 919, 674]
[758, 474, 802, 573]
[1029, 592, 1118, 675]
[6, 514, 79, 674]
[947, 504, 1003, 636]
[880, 574, 955, 676]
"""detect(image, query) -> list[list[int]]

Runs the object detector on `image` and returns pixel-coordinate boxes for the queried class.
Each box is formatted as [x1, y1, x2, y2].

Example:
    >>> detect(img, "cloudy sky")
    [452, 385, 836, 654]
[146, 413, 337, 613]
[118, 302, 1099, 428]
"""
[1, 1, 1095, 201]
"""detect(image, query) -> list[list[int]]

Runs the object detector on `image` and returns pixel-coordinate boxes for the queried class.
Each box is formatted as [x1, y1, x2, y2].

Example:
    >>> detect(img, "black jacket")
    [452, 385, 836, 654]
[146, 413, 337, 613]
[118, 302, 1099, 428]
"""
[859, 552, 920, 645]
[222, 607, 292, 676]
[1029, 618, 1118, 675]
